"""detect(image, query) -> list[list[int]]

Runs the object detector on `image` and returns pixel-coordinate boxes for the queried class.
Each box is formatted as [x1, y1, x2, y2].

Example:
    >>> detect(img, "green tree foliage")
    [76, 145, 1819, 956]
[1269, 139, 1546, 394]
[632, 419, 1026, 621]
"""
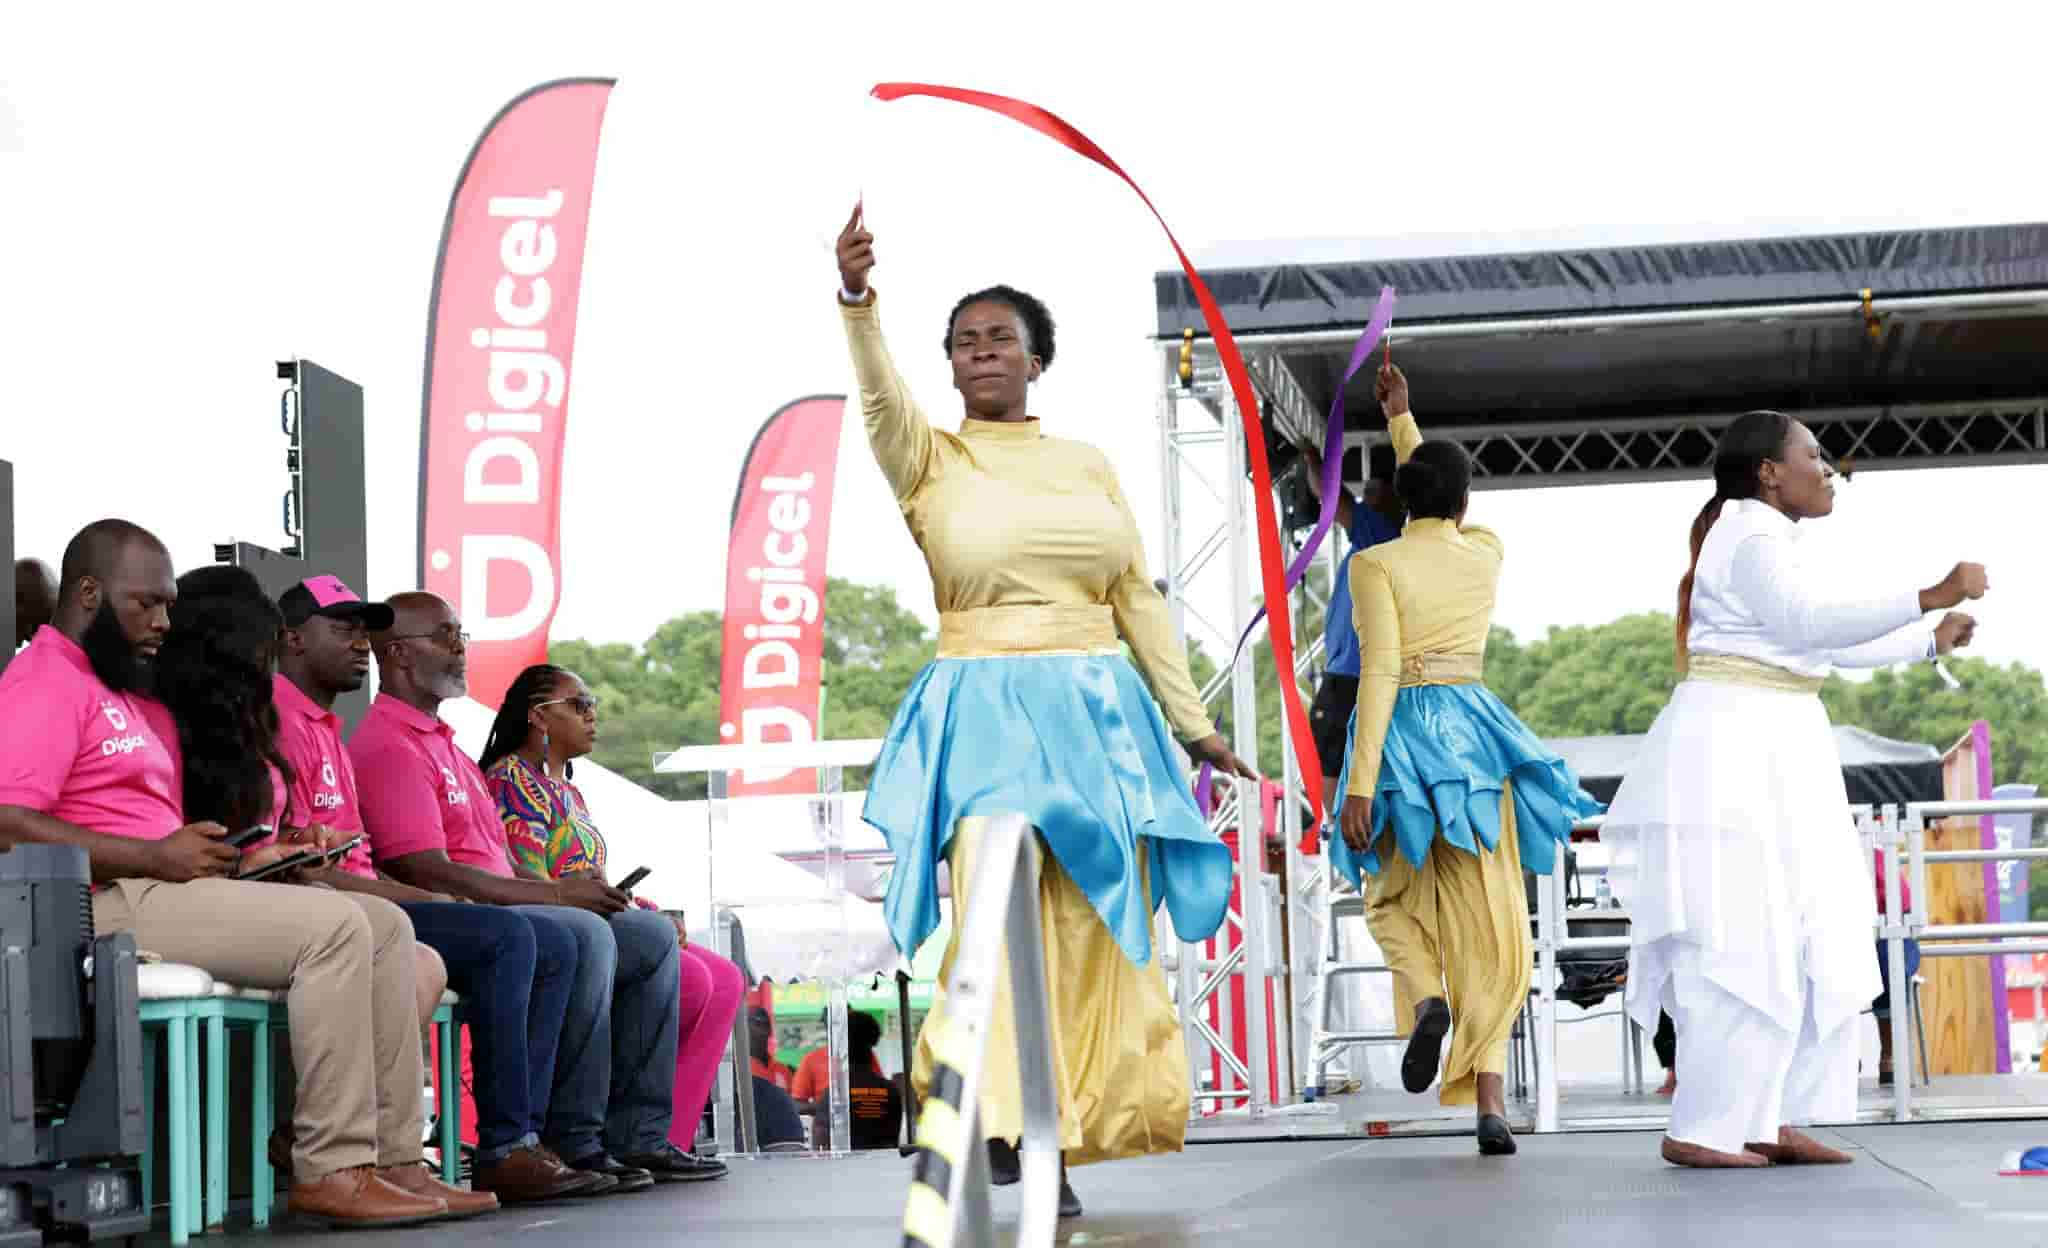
[548, 577, 935, 799]
[553, 578, 2048, 857]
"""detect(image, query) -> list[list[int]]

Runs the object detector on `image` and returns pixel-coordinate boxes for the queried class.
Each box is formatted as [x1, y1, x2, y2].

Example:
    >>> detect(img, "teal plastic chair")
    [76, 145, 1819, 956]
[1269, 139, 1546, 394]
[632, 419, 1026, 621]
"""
[430, 994, 463, 1184]
[136, 962, 217, 1246]
[141, 974, 465, 1243]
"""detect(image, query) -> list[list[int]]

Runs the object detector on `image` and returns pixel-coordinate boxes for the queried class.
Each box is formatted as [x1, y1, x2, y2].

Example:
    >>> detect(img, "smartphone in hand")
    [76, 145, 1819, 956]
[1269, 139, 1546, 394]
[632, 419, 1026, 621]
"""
[224, 824, 275, 851]
[241, 849, 323, 883]
[319, 835, 364, 864]
[616, 866, 652, 893]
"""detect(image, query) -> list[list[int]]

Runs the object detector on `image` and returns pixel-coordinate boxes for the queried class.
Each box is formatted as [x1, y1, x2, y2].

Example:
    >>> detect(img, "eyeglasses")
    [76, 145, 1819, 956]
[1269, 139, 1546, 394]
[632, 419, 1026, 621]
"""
[535, 694, 600, 717]
[387, 627, 470, 651]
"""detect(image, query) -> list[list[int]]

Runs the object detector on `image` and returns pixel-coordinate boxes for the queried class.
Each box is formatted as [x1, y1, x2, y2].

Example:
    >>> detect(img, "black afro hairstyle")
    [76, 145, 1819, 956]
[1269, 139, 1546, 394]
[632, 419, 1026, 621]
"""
[943, 285, 1056, 370]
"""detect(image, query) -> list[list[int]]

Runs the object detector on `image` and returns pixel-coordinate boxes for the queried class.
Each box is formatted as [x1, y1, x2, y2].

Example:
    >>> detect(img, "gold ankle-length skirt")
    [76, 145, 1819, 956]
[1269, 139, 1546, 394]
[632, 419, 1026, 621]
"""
[909, 816, 1190, 1166]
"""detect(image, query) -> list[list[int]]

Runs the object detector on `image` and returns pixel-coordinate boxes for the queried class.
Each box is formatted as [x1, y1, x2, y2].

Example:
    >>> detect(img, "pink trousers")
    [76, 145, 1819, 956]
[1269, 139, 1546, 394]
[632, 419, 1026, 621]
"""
[669, 943, 746, 1149]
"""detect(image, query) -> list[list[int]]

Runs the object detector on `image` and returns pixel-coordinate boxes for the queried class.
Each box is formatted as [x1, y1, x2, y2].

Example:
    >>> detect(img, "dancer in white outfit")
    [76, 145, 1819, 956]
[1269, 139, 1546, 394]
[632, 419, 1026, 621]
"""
[1604, 411, 1987, 1169]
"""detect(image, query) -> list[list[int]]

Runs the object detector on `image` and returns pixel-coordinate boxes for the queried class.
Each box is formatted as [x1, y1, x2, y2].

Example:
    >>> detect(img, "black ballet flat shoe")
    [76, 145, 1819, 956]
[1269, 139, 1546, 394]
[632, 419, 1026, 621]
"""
[1477, 1114, 1517, 1156]
[987, 1139, 1021, 1187]
[1402, 998, 1452, 1094]
[1058, 1179, 1083, 1218]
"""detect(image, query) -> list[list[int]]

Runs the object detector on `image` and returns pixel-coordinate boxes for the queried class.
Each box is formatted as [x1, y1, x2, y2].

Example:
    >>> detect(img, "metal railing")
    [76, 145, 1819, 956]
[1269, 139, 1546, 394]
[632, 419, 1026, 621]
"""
[1880, 797, 2048, 1121]
[1527, 798, 2048, 1132]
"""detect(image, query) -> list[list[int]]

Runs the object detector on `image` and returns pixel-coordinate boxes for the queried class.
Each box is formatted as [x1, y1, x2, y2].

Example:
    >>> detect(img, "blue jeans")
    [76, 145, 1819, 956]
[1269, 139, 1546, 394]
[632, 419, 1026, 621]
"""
[399, 903, 576, 1164]
[517, 906, 681, 1159]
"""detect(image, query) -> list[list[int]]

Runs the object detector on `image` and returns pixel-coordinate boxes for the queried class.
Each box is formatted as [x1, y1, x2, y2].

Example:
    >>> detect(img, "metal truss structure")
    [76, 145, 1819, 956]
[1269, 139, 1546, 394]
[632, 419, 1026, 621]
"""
[1155, 329, 2048, 1126]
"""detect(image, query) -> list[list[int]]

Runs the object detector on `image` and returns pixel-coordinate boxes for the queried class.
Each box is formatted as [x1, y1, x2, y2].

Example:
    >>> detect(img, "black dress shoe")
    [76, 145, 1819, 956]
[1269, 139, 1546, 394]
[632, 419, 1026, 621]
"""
[1477, 1114, 1517, 1156]
[1058, 1179, 1083, 1218]
[566, 1152, 655, 1193]
[987, 1139, 1021, 1187]
[1402, 998, 1452, 1094]
[618, 1143, 730, 1183]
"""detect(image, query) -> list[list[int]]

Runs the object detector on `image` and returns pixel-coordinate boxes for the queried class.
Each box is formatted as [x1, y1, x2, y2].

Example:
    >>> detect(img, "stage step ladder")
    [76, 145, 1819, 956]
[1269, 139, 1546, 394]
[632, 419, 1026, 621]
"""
[900, 814, 1060, 1248]
[1306, 890, 1405, 1094]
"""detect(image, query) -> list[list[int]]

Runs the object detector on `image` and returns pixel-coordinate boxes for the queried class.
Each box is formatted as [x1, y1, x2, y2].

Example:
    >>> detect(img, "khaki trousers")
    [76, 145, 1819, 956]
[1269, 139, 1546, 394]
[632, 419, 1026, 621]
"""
[93, 878, 425, 1181]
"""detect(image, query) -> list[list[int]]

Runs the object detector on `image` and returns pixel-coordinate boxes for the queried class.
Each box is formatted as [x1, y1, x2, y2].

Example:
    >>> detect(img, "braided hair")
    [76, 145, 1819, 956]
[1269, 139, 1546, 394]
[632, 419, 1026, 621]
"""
[1674, 411, 1796, 670]
[477, 663, 574, 778]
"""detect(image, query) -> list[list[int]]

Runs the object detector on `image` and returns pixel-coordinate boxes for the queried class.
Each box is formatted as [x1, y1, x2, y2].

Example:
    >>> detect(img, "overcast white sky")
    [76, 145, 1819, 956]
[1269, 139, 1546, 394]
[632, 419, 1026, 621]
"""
[5, 3, 2046, 723]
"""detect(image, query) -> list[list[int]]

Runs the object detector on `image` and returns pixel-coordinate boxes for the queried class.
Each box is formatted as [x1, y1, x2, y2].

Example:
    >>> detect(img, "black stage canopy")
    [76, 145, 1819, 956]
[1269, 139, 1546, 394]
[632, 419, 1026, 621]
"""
[1155, 223, 2048, 489]
[1547, 724, 1944, 809]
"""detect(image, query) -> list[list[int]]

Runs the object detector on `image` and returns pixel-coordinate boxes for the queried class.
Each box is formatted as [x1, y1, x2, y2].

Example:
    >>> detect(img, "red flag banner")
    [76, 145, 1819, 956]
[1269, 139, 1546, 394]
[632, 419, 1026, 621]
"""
[417, 77, 614, 708]
[869, 82, 1327, 824]
[718, 396, 847, 796]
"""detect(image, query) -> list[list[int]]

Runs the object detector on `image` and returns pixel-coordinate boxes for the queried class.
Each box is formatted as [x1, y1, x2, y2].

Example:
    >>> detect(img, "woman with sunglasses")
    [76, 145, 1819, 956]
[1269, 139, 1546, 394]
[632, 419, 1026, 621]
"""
[479, 664, 742, 1171]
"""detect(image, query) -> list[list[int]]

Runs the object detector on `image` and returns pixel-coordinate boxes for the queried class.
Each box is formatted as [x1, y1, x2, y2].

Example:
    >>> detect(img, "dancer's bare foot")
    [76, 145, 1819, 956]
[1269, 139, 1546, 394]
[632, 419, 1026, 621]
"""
[1661, 1136, 1769, 1168]
[1657, 1070, 1677, 1097]
[1744, 1127, 1853, 1165]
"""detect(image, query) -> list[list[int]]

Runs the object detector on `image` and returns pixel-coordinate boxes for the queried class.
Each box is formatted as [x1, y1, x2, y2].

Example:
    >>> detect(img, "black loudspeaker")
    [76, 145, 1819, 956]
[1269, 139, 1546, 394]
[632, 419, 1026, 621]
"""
[217, 360, 375, 731]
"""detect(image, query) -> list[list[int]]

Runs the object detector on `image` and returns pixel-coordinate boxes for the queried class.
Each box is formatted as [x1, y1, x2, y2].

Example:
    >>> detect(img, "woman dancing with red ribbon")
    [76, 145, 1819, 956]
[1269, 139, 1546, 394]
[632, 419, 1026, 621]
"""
[834, 203, 1253, 1215]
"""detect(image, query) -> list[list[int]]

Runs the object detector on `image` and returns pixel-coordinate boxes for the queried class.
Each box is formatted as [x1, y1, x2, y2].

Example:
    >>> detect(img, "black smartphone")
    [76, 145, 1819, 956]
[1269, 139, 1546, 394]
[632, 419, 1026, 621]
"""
[319, 835, 364, 864]
[241, 849, 323, 883]
[224, 824, 274, 850]
[615, 866, 652, 893]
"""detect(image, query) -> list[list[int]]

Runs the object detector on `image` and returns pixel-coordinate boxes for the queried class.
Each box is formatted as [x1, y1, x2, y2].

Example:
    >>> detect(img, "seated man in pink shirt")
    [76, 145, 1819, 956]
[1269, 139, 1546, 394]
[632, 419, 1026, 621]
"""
[270, 576, 604, 1203]
[0, 519, 455, 1229]
[350, 592, 699, 1185]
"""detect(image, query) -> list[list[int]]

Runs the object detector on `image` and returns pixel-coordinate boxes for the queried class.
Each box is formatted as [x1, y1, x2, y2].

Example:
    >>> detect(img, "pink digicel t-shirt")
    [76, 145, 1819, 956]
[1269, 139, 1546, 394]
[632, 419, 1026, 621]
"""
[270, 674, 376, 878]
[348, 693, 514, 878]
[0, 627, 183, 841]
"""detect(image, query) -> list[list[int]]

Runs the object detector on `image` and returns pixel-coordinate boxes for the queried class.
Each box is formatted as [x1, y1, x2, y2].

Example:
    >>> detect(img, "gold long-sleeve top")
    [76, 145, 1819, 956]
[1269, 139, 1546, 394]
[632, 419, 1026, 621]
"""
[841, 291, 1214, 744]
[1344, 517, 1504, 799]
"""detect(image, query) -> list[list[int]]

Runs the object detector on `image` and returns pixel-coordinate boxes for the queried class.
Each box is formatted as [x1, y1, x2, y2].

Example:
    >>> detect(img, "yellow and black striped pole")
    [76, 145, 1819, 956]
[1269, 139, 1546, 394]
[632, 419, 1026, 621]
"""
[896, 814, 1062, 1248]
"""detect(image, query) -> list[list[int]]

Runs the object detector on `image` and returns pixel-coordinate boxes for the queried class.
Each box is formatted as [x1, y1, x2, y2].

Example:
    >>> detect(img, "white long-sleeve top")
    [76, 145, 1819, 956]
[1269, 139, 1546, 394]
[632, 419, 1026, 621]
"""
[1686, 498, 1936, 678]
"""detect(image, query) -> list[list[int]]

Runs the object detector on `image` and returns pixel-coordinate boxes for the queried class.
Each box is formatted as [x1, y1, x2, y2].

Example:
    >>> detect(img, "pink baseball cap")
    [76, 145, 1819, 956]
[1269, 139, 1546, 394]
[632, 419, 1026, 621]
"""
[279, 575, 395, 630]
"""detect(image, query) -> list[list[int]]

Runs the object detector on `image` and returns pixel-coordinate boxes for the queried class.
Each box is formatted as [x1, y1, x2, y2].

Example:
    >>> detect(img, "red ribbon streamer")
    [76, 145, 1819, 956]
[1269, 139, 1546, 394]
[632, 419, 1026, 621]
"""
[869, 81, 1328, 827]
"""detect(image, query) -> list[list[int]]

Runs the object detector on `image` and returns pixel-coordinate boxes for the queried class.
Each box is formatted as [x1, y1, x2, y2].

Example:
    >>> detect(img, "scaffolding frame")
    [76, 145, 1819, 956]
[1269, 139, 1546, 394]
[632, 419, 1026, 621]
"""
[1151, 289, 2048, 1122]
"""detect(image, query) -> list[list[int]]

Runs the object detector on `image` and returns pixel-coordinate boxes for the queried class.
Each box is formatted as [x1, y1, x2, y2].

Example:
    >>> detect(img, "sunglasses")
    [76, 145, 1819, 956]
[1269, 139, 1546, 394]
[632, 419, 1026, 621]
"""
[535, 694, 599, 716]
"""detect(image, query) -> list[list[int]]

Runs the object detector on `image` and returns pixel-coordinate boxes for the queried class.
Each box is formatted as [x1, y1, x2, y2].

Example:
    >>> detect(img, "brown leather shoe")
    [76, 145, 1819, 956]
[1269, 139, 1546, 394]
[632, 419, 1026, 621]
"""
[288, 1165, 447, 1228]
[377, 1163, 501, 1220]
[472, 1145, 614, 1204]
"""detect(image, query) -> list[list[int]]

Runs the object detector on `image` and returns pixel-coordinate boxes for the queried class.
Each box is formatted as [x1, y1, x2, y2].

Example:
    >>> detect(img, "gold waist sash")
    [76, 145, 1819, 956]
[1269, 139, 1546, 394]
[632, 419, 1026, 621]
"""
[1398, 652, 1485, 687]
[938, 604, 1119, 658]
[1684, 651, 1824, 695]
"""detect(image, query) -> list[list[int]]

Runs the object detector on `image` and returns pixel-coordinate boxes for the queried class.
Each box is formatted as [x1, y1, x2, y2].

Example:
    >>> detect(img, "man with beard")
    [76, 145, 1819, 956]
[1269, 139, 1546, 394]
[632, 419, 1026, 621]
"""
[350, 592, 699, 1186]
[272, 576, 609, 1203]
[14, 557, 57, 650]
[0, 520, 453, 1228]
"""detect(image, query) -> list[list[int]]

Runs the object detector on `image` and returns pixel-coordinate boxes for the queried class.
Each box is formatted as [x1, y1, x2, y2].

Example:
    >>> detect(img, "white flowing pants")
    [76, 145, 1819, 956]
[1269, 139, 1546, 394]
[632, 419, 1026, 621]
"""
[1664, 967, 1859, 1155]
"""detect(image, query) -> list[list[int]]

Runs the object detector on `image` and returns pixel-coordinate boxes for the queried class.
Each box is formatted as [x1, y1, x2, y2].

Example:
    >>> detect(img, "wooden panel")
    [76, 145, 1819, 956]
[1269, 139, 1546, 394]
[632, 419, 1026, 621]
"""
[1926, 741, 1997, 1074]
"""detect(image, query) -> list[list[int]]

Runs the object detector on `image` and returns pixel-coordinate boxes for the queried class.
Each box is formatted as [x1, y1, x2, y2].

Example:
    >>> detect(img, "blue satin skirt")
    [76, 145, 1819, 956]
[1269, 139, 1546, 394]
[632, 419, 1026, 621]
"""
[1328, 683, 1602, 890]
[862, 653, 1233, 966]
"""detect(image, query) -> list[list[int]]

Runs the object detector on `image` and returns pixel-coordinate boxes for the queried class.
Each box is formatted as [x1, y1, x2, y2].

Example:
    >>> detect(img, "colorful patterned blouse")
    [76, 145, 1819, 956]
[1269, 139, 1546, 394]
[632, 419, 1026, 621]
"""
[484, 753, 659, 910]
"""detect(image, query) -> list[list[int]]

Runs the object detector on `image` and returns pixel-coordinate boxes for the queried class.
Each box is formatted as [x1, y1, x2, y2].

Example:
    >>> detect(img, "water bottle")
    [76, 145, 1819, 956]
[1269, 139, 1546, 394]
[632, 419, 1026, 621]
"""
[1595, 874, 1612, 909]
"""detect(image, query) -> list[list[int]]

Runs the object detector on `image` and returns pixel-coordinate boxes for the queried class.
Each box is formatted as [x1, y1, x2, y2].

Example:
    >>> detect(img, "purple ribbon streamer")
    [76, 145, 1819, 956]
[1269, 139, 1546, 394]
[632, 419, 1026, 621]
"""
[1193, 286, 1396, 807]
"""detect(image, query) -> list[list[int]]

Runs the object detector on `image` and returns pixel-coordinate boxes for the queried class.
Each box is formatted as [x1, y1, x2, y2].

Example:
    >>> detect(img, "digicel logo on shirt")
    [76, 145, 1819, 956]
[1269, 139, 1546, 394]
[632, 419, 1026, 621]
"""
[99, 702, 148, 756]
[313, 758, 344, 810]
[440, 767, 470, 806]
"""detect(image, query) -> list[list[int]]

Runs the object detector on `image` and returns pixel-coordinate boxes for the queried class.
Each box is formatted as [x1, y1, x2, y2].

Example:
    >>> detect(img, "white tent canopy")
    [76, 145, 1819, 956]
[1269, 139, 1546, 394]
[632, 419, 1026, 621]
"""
[437, 698, 904, 982]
